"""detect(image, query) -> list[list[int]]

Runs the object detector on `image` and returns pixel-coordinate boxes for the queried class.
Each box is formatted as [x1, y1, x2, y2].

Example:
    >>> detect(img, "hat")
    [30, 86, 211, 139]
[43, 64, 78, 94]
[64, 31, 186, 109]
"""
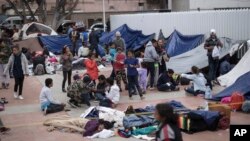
[115, 31, 121, 36]
[210, 29, 216, 34]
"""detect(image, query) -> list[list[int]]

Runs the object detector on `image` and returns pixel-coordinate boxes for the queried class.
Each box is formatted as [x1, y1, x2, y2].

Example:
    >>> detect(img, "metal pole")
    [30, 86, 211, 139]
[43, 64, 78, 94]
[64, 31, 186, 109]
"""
[102, 0, 106, 32]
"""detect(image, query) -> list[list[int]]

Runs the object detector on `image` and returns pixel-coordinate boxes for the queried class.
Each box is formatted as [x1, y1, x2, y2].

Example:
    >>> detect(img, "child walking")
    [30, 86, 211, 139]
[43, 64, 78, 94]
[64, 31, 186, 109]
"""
[124, 50, 145, 100]
[138, 62, 147, 94]
[114, 47, 128, 92]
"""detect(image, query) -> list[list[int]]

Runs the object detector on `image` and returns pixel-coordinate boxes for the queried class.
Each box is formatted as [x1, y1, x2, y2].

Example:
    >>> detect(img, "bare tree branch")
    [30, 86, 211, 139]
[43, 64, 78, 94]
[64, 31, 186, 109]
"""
[5, 0, 25, 21]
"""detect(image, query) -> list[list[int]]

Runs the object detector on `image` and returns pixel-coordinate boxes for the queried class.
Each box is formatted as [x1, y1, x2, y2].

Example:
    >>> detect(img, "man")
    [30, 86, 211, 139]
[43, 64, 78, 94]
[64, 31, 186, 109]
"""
[39, 78, 66, 115]
[4, 45, 29, 99]
[0, 39, 11, 89]
[69, 26, 80, 56]
[157, 39, 169, 75]
[204, 29, 223, 84]
[89, 28, 99, 54]
[113, 31, 126, 53]
[143, 39, 159, 90]
[157, 69, 179, 92]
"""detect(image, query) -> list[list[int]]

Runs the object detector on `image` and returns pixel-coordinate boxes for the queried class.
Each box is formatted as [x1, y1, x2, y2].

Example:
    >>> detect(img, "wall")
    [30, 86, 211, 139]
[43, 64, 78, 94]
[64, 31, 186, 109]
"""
[110, 10, 250, 40]
[189, 0, 250, 10]
[172, 0, 190, 11]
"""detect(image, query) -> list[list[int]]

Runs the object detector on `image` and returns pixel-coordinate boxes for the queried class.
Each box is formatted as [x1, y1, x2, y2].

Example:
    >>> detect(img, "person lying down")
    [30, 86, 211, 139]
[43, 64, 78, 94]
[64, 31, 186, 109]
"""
[43, 115, 115, 137]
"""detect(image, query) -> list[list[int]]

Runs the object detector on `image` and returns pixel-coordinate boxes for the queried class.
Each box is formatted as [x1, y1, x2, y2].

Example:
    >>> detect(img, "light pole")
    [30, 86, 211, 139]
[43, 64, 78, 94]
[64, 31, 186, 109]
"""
[102, 0, 106, 32]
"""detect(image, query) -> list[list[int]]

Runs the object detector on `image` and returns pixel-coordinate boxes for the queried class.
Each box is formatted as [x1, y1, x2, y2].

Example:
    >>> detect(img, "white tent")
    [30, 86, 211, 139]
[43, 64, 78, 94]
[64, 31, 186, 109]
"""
[218, 40, 250, 87]
[167, 37, 240, 74]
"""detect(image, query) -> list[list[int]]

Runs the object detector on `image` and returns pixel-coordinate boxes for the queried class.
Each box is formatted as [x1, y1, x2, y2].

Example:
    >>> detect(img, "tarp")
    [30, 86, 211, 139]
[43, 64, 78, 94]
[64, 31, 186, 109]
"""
[218, 46, 250, 87]
[99, 24, 155, 51]
[167, 37, 240, 73]
[39, 35, 105, 57]
[165, 30, 204, 57]
[14, 37, 43, 52]
[212, 71, 250, 101]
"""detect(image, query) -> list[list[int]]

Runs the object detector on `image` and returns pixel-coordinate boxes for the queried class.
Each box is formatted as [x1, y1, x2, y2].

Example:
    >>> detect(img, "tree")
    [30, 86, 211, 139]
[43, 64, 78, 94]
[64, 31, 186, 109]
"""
[51, 0, 79, 30]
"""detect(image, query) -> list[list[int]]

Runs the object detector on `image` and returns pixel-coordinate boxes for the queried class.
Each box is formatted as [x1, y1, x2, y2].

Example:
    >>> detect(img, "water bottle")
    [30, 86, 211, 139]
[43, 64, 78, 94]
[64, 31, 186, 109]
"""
[205, 86, 212, 99]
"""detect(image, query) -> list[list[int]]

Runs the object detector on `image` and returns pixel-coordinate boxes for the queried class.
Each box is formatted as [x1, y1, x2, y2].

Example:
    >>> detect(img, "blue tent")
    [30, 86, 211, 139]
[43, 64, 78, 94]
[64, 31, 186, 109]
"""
[212, 71, 250, 101]
[165, 30, 204, 57]
[99, 24, 155, 51]
[38, 35, 105, 57]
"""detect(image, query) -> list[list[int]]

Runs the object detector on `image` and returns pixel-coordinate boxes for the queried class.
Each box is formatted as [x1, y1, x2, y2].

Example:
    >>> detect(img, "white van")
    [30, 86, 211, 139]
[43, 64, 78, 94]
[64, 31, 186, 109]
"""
[0, 16, 39, 29]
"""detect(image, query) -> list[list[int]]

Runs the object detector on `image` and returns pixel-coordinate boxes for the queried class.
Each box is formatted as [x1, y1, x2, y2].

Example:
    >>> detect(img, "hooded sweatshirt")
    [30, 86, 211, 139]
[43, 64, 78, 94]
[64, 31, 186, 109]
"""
[143, 41, 159, 62]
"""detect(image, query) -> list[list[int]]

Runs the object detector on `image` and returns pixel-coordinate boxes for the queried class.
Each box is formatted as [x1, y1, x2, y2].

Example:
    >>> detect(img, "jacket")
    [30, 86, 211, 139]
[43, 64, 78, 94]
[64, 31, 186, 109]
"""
[143, 41, 159, 62]
[4, 53, 29, 76]
[157, 73, 177, 87]
[84, 58, 98, 80]
[60, 53, 73, 71]
[181, 73, 206, 92]
[114, 53, 126, 71]
[106, 84, 120, 104]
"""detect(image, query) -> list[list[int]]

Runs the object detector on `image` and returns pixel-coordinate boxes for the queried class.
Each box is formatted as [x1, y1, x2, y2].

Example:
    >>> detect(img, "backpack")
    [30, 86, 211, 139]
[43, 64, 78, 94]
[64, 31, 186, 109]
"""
[230, 92, 244, 111]
[34, 64, 45, 75]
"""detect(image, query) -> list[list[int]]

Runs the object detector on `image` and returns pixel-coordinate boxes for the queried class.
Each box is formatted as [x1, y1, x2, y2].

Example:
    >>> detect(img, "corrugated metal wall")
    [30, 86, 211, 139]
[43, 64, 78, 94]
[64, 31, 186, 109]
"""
[110, 10, 250, 40]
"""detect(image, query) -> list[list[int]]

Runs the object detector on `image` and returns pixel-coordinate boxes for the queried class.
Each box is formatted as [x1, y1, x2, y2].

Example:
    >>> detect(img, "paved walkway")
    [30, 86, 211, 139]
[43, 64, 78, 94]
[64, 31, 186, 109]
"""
[1, 67, 250, 141]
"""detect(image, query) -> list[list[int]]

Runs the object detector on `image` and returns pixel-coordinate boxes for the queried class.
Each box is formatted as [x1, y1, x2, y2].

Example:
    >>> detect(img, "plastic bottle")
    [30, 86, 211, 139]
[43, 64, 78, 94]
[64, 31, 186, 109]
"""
[205, 86, 212, 99]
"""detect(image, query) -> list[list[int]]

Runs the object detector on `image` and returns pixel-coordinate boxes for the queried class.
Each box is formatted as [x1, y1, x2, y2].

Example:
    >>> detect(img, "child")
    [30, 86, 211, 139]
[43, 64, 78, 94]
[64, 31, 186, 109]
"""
[93, 75, 107, 101]
[124, 50, 145, 100]
[138, 62, 147, 94]
[154, 103, 183, 141]
[80, 74, 95, 107]
[109, 42, 116, 79]
[84, 52, 98, 85]
[100, 78, 120, 108]
[114, 47, 128, 92]
[67, 74, 82, 107]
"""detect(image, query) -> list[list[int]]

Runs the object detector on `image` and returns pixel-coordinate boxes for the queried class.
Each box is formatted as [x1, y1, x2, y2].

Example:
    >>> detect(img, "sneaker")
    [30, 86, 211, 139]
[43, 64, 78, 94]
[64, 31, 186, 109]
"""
[62, 89, 66, 93]
[149, 87, 155, 91]
[14, 92, 18, 99]
[18, 95, 24, 100]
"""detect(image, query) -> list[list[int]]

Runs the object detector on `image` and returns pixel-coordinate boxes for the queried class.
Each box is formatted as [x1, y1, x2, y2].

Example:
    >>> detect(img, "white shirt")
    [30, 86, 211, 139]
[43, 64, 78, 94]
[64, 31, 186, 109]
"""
[78, 46, 89, 57]
[105, 84, 120, 104]
[181, 73, 207, 92]
[39, 86, 61, 105]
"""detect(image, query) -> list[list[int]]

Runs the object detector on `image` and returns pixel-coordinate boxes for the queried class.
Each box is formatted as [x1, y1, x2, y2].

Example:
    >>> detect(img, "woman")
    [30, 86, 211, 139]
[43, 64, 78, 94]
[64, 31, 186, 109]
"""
[181, 66, 207, 96]
[154, 103, 183, 141]
[84, 52, 98, 84]
[4, 45, 29, 99]
[60, 45, 73, 92]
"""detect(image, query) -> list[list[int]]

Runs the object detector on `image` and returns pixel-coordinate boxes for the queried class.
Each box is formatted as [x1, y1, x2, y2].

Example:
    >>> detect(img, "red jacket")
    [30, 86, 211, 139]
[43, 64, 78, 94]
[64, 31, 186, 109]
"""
[84, 58, 98, 80]
[114, 53, 126, 71]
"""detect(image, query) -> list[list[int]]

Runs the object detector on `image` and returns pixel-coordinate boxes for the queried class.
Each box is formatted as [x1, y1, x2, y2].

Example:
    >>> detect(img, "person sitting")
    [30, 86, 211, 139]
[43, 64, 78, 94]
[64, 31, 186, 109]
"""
[181, 66, 207, 96]
[32, 52, 46, 75]
[157, 69, 179, 92]
[219, 55, 234, 75]
[99, 78, 120, 108]
[39, 78, 66, 115]
[92, 75, 107, 101]
[80, 74, 95, 107]
[67, 74, 83, 108]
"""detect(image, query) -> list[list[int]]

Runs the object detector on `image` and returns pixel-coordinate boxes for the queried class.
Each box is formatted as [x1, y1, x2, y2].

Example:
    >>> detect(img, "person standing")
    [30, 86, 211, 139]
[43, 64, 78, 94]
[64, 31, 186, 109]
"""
[154, 103, 183, 141]
[113, 31, 126, 53]
[143, 39, 159, 90]
[69, 26, 80, 56]
[157, 39, 169, 75]
[204, 29, 223, 84]
[60, 45, 73, 93]
[138, 62, 147, 94]
[4, 45, 29, 99]
[89, 29, 99, 54]
[0, 39, 11, 89]
[114, 47, 128, 92]
[125, 50, 145, 100]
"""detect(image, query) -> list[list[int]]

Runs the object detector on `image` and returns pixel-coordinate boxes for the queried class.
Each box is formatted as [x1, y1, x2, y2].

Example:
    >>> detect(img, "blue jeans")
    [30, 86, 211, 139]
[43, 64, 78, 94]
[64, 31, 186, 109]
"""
[208, 54, 219, 81]
[81, 93, 91, 106]
[185, 86, 205, 96]
[146, 62, 155, 88]
[95, 93, 105, 101]
[127, 75, 143, 97]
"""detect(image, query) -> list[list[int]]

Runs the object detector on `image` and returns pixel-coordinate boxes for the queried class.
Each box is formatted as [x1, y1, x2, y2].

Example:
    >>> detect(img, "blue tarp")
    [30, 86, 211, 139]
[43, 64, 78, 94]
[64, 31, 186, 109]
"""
[38, 35, 105, 57]
[99, 24, 155, 51]
[165, 30, 204, 57]
[212, 71, 250, 101]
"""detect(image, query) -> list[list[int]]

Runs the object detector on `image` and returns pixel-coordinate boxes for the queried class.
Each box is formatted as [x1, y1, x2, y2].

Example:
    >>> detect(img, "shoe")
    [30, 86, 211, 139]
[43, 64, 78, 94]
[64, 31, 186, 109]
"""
[149, 87, 155, 90]
[0, 127, 11, 133]
[140, 96, 145, 100]
[18, 96, 24, 100]
[14, 92, 18, 99]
